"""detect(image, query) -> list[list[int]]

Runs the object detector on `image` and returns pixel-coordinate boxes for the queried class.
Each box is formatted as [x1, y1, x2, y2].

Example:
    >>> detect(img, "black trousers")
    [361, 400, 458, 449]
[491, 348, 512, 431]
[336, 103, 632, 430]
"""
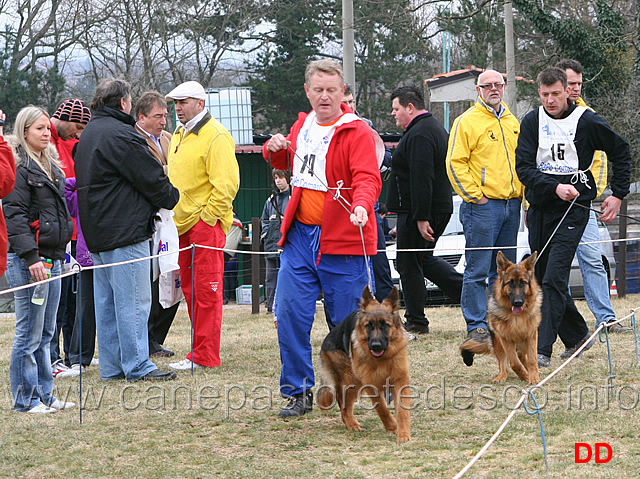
[51, 241, 77, 365]
[68, 269, 96, 366]
[371, 212, 393, 302]
[396, 213, 463, 326]
[265, 256, 280, 311]
[148, 243, 180, 354]
[528, 205, 590, 357]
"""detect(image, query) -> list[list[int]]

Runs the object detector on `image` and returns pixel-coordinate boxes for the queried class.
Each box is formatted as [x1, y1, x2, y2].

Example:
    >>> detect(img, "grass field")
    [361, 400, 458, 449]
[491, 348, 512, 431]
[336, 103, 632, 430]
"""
[1, 295, 640, 478]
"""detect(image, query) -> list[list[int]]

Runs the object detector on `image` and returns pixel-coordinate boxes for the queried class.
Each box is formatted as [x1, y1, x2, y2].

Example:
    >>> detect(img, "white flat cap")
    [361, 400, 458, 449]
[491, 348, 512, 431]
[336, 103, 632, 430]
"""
[165, 81, 206, 101]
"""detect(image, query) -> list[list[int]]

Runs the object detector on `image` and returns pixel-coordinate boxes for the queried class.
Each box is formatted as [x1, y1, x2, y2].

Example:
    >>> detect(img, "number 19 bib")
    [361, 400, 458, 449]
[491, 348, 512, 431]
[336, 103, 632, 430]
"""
[292, 111, 360, 191]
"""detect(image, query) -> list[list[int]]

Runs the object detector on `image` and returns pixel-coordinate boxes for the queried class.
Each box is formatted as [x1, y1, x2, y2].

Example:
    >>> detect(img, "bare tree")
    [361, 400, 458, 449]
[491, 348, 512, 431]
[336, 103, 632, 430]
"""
[76, 0, 268, 94]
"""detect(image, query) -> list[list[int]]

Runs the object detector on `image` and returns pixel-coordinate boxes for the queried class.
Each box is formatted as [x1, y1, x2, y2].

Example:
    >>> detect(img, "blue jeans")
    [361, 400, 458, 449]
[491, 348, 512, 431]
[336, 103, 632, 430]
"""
[460, 198, 521, 331]
[92, 241, 156, 381]
[6, 254, 62, 411]
[576, 210, 616, 328]
[275, 221, 372, 397]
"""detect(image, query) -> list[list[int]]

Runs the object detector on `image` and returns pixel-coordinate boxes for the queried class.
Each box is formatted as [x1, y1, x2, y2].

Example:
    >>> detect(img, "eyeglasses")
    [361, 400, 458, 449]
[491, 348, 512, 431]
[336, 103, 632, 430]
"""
[477, 82, 505, 90]
[342, 100, 355, 105]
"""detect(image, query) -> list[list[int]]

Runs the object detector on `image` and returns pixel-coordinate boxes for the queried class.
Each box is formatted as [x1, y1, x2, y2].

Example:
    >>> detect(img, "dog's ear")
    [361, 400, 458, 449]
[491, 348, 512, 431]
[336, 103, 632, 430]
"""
[360, 285, 376, 309]
[383, 287, 400, 312]
[523, 251, 537, 273]
[496, 250, 511, 273]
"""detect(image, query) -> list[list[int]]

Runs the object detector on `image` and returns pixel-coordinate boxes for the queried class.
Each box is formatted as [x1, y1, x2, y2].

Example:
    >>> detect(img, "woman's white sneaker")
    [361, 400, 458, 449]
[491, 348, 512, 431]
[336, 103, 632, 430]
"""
[27, 403, 57, 414]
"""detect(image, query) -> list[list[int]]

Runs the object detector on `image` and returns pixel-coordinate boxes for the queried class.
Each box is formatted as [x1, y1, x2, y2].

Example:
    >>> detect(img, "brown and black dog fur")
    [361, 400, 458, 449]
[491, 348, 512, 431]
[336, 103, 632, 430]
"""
[460, 251, 542, 384]
[316, 286, 410, 443]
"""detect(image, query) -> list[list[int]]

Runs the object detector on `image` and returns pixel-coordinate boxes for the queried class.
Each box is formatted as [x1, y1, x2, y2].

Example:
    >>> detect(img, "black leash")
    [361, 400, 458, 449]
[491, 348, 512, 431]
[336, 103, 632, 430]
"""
[574, 202, 640, 224]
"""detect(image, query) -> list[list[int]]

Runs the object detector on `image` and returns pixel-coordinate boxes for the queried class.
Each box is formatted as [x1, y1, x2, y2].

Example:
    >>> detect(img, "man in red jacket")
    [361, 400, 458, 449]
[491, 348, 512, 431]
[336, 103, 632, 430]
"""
[263, 59, 381, 418]
[0, 109, 16, 275]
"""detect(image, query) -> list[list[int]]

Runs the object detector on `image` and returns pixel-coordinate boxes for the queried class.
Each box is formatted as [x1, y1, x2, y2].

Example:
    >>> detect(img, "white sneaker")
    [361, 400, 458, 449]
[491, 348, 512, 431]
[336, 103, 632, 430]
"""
[51, 361, 70, 378]
[49, 399, 76, 410]
[57, 364, 84, 378]
[27, 403, 57, 414]
[168, 359, 204, 370]
[90, 358, 99, 366]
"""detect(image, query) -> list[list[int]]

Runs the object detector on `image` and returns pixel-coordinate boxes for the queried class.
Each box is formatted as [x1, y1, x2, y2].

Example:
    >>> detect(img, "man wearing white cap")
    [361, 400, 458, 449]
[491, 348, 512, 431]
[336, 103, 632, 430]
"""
[165, 81, 239, 371]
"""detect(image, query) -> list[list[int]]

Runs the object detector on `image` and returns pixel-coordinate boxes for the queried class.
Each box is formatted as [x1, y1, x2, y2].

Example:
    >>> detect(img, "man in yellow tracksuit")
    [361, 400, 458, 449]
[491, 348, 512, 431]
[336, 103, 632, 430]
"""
[446, 69, 523, 366]
[165, 81, 240, 370]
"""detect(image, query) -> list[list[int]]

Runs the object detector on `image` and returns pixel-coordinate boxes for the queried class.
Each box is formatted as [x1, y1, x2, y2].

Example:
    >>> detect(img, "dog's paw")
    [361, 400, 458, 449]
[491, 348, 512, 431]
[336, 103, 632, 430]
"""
[491, 374, 507, 383]
[396, 432, 411, 443]
[345, 421, 362, 432]
[461, 349, 474, 366]
[384, 420, 398, 434]
[528, 374, 540, 385]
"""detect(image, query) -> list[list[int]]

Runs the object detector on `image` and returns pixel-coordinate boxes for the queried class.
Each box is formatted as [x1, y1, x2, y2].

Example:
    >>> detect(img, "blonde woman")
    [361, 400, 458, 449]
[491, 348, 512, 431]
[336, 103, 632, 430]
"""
[3, 106, 73, 413]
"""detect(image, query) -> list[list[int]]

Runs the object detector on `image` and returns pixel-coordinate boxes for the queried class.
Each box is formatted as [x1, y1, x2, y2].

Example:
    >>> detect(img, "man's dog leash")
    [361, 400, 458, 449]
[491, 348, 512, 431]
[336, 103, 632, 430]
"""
[286, 144, 375, 293]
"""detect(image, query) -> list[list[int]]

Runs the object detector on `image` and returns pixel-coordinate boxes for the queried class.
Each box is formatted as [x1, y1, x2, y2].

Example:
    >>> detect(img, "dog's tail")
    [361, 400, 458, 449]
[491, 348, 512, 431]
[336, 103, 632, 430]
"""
[316, 384, 335, 410]
[459, 337, 494, 367]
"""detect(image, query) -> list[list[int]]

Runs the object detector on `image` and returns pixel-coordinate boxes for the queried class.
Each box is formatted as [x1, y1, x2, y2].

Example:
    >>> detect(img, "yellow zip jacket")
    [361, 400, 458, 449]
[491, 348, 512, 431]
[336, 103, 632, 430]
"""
[576, 97, 607, 198]
[168, 112, 240, 235]
[446, 98, 522, 203]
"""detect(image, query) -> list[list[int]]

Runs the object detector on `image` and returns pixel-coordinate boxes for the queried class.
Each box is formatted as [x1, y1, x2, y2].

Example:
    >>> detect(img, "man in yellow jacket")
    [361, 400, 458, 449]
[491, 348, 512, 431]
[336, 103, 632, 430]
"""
[446, 69, 523, 365]
[165, 81, 240, 370]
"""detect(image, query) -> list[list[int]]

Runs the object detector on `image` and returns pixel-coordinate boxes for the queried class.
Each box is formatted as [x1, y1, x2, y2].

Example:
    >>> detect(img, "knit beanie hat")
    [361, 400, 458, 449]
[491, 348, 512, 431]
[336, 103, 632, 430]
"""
[52, 98, 91, 124]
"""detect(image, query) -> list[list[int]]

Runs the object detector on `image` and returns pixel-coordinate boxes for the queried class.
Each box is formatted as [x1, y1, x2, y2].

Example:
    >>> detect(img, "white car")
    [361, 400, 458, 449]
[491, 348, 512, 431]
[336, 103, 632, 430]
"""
[386, 195, 617, 305]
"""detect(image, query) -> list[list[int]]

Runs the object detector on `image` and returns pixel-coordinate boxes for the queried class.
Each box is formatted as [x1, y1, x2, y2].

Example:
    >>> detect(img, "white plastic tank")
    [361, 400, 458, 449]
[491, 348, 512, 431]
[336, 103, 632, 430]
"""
[205, 87, 253, 145]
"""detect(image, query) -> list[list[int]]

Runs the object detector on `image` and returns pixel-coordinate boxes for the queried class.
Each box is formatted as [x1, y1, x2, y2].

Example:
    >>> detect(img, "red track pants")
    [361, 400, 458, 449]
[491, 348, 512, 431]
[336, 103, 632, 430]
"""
[178, 220, 225, 367]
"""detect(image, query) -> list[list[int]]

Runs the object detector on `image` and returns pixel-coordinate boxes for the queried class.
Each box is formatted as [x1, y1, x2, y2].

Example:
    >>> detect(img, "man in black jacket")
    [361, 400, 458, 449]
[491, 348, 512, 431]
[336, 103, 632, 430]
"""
[75, 79, 180, 382]
[386, 86, 463, 334]
[516, 67, 631, 367]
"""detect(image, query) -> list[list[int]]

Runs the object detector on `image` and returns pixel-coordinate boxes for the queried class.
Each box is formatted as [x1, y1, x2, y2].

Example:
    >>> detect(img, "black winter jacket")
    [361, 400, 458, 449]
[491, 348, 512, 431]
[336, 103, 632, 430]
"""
[386, 113, 453, 220]
[3, 147, 73, 265]
[74, 107, 179, 253]
[260, 188, 290, 258]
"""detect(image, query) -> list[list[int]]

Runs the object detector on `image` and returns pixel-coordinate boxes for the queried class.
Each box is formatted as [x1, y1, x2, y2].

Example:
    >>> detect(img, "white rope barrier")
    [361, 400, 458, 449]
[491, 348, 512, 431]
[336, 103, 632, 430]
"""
[1, 233, 636, 298]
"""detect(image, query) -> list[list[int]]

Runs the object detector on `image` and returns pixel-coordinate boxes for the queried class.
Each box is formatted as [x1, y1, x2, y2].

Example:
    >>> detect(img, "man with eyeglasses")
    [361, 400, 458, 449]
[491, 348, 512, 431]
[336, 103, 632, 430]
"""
[134, 91, 182, 359]
[554, 59, 631, 336]
[447, 69, 523, 365]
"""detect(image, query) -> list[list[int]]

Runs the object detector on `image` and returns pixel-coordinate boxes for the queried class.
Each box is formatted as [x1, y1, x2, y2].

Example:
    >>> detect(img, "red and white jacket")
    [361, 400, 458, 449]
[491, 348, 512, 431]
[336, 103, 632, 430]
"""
[263, 106, 381, 256]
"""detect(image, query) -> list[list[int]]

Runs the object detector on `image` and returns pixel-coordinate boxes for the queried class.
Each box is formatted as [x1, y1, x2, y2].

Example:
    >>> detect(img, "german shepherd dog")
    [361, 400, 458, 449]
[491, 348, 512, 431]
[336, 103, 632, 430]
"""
[460, 251, 542, 384]
[316, 286, 411, 443]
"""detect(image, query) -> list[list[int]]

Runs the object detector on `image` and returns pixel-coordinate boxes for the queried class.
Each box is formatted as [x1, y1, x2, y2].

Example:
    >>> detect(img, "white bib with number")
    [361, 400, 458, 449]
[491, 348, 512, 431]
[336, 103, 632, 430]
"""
[292, 111, 360, 191]
[536, 105, 587, 175]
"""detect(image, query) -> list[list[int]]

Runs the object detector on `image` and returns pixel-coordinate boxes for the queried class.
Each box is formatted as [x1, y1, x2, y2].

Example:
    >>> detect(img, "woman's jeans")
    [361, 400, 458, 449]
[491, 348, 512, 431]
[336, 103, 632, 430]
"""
[6, 254, 62, 411]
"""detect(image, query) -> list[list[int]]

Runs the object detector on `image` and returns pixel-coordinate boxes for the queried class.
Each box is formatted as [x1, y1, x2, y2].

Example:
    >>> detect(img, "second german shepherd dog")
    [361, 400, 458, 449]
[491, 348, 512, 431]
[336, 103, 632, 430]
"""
[460, 251, 542, 384]
[317, 286, 411, 443]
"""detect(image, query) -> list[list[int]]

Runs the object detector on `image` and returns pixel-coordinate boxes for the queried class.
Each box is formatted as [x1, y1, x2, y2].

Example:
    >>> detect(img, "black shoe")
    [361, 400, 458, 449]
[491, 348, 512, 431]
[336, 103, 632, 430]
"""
[607, 322, 633, 333]
[537, 354, 550, 368]
[279, 390, 313, 418]
[405, 322, 429, 334]
[150, 343, 175, 358]
[560, 333, 595, 359]
[135, 369, 177, 382]
[467, 327, 490, 342]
